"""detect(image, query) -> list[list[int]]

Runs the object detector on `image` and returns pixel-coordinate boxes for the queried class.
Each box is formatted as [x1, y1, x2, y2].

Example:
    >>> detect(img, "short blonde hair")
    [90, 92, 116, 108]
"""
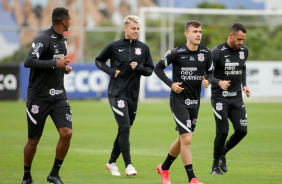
[124, 15, 140, 25]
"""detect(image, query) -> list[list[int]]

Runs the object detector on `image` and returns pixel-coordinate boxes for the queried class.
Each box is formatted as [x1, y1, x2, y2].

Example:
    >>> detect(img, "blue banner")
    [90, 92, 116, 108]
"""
[19, 63, 204, 99]
[20, 63, 109, 99]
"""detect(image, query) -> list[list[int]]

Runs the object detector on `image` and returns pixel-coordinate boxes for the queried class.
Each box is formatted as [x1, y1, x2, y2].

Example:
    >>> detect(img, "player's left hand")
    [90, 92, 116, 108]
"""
[202, 76, 209, 88]
[65, 65, 72, 74]
[243, 86, 251, 97]
[130, 61, 138, 70]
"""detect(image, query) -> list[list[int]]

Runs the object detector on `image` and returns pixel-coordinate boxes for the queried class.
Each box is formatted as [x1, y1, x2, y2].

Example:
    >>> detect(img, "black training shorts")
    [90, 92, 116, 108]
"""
[26, 99, 72, 139]
[170, 105, 199, 135]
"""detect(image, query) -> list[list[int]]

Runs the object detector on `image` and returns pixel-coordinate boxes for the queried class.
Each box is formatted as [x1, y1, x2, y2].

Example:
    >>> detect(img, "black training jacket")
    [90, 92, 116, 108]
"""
[95, 37, 154, 99]
[211, 42, 248, 98]
[154, 44, 213, 108]
[24, 26, 68, 101]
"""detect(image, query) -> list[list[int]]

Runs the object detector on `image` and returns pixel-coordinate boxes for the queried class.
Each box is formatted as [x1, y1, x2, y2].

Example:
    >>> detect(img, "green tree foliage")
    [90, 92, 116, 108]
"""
[1, 1, 282, 63]
[197, 1, 225, 9]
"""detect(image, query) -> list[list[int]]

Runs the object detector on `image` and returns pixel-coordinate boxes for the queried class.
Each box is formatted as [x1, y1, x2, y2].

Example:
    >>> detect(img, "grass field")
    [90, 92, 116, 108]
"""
[0, 100, 281, 184]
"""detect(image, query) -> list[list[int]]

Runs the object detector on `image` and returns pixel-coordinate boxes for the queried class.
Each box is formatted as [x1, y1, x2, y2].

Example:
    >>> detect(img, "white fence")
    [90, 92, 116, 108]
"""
[205, 61, 282, 98]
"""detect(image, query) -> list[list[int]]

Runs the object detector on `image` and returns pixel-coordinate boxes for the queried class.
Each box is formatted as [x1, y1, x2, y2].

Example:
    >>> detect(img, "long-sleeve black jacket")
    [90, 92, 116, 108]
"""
[24, 26, 68, 101]
[211, 42, 248, 98]
[95, 37, 154, 99]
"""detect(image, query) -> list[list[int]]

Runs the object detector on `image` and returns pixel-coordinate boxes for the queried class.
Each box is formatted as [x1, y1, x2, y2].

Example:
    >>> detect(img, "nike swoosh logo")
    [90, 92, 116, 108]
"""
[181, 56, 187, 59]
[119, 49, 124, 52]
[224, 55, 229, 58]
[54, 45, 58, 48]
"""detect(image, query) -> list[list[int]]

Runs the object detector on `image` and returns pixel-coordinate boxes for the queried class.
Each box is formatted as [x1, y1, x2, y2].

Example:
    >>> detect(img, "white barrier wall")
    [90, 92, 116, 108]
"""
[205, 61, 282, 97]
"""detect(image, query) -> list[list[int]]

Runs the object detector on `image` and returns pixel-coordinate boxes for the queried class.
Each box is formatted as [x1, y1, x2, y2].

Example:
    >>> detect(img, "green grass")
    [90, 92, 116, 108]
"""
[0, 100, 282, 184]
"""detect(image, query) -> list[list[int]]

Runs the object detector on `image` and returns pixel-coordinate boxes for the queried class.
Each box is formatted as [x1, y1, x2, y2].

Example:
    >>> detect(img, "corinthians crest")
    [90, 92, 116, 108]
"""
[239, 51, 244, 59]
[216, 102, 223, 111]
[135, 48, 141, 55]
[186, 119, 191, 128]
[197, 53, 204, 62]
[117, 100, 125, 108]
[31, 105, 39, 114]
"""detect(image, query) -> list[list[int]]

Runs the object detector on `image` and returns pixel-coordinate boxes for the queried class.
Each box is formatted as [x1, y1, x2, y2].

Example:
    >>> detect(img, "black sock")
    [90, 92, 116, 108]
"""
[50, 158, 63, 176]
[162, 154, 177, 170]
[185, 164, 196, 182]
[23, 165, 31, 180]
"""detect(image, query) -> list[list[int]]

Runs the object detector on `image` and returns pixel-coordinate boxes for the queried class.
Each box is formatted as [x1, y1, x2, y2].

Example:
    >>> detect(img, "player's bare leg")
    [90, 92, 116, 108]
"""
[169, 136, 181, 157]
[56, 127, 72, 160]
[24, 139, 40, 167]
[47, 127, 72, 184]
[180, 133, 203, 184]
[179, 133, 192, 166]
[22, 139, 40, 183]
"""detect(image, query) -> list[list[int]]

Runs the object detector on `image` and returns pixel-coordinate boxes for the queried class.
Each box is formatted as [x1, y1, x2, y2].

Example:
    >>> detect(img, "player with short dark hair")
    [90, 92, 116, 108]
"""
[210, 23, 251, 175]
[154, 20, 213, 184]
[22, 7, 72, 184]
[95, 15, 154, 177]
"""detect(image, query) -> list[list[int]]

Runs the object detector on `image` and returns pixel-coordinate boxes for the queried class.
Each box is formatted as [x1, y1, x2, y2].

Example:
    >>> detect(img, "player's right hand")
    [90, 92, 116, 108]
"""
[171, 82, 184, 93]
[219, 80, 231, 90]
[56, 55, 70, 68]
[114, 70, 121, 78]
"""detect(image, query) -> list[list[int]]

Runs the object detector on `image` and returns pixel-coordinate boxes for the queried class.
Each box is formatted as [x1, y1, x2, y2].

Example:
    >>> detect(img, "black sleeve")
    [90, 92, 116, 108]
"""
[24, 33, 57, 68]
[211, 46, 221, 85]
[135, 45, 154, 76]
[242, 47, 248, 87]
[95, 43, 116, 77]
[242, 64, 247, 87]
[153, 49, 176, 88]
[205, 49, 214, 83]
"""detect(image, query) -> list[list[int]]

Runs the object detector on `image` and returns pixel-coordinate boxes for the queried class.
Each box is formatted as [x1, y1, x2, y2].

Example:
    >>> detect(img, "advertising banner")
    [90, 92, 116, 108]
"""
[205, 61, 282, 97]
[0, 64, 19, 99]
[20, 63, 109, 99]
[246, 62, 282, 96]
[19, 62, 282, 100]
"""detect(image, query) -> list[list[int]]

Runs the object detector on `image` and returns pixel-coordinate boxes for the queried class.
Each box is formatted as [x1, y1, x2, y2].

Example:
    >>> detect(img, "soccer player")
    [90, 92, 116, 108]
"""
[210, 23, 251, 175]
[95, 15, 154, 177]
[22, 7, 72, 184]
[154, 20, 213, 184]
